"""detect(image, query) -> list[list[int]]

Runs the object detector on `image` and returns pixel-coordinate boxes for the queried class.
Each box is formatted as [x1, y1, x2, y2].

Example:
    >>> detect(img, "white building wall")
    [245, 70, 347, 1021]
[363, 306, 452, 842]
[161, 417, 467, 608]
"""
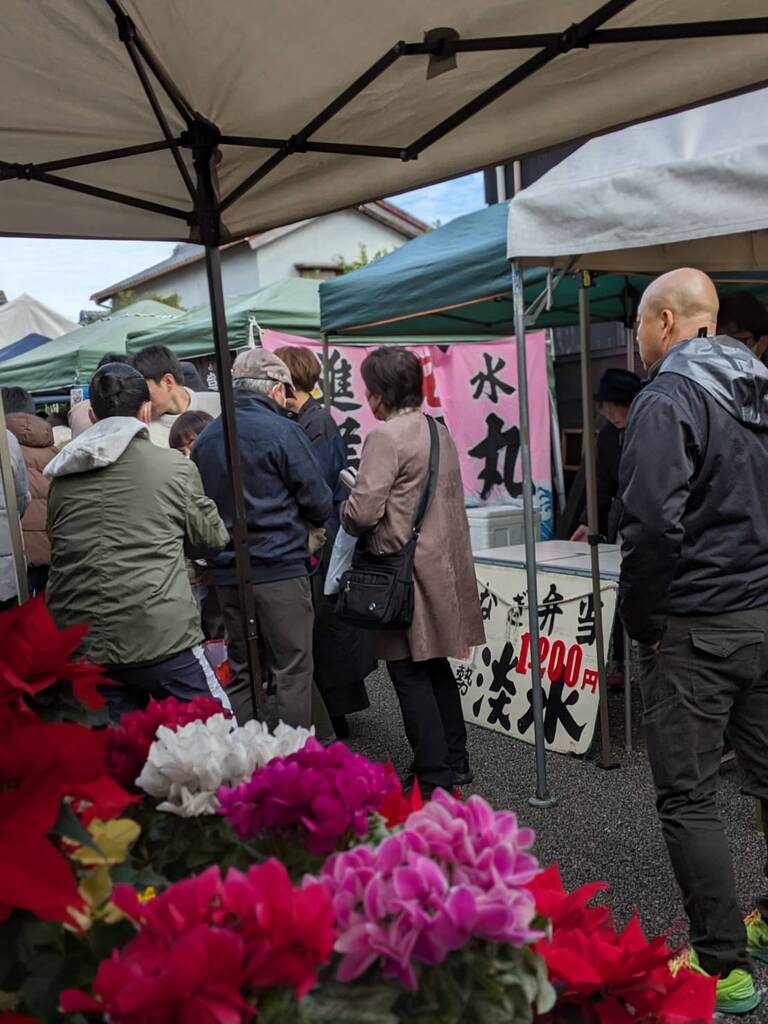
[128, 244, 261, 310]
[125, 209, 408, 308]
[254, 209, 406, 285]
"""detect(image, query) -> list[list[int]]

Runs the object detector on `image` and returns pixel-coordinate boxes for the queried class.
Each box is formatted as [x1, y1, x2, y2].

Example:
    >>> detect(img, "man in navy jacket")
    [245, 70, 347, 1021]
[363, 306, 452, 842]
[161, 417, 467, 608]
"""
[192, 349, 332, 727]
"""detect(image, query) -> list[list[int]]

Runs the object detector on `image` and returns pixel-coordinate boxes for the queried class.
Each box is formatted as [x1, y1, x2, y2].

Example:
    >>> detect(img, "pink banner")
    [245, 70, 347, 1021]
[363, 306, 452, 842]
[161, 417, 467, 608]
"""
[262, 330, 552, 532]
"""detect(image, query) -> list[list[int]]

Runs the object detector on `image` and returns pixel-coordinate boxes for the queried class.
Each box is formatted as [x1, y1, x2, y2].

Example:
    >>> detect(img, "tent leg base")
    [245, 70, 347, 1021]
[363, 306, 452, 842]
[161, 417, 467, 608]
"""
[528, 794, 558, 809]
[597, 758, 621, 771]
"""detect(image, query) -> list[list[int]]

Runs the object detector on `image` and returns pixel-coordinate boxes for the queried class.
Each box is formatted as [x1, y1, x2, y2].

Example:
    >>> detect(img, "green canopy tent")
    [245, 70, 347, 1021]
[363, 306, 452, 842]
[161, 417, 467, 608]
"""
[0, 299, 183, 393]
[126, 279, 322, 358]
[126, 276, 498, 360]
[319, 200, 649, 338]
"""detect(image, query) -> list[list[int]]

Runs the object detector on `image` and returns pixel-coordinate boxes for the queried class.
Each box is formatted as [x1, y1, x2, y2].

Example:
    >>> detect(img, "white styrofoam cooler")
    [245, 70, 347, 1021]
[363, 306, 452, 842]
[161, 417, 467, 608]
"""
[466, 504, 541, 552]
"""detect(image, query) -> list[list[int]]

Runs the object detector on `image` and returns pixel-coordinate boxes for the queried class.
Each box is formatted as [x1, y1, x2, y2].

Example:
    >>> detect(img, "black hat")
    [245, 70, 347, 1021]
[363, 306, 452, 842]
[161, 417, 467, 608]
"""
[594, 368, 642, 406]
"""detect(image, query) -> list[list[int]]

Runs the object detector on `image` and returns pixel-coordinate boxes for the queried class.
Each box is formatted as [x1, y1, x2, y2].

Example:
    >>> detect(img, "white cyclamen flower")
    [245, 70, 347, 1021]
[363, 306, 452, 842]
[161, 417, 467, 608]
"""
[136, 714, 314, 817]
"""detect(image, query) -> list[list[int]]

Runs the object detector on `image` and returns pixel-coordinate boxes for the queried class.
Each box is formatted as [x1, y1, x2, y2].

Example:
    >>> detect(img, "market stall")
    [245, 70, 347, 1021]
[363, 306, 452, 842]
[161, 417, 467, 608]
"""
[505, 86, 768, 782]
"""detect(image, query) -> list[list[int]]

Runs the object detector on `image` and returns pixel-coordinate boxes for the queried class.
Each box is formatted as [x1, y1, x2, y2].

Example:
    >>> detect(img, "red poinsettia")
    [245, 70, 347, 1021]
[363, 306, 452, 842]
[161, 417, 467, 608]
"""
[375, 761, 425, 828]
[61, 860, 337, 1020]
[0, 711, 134, 923]
[527, 865, 716, 1024]
[105, 695, 229, 789]
[0, 596, 111, 710]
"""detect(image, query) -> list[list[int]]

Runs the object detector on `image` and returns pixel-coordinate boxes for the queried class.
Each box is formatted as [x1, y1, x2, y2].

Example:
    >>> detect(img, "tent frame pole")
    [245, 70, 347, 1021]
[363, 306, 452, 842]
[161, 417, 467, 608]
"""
[191, 124, 263, 719]
[578, 274, 617, 769]
[511, 261, 555, 808]
[622, 283, 636, 750]
[0, 402, 28, 603]
[321, 332, 331, 411]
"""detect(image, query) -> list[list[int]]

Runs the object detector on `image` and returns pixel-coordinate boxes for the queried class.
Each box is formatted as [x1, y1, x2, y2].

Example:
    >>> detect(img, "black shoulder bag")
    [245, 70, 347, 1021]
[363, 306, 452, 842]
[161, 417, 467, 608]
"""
[337, 416, 439, 630]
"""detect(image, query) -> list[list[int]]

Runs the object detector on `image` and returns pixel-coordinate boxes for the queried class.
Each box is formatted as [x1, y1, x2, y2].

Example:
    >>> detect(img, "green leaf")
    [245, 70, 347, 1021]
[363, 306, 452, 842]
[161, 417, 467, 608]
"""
[50, 803, 101, 853]
[298, 981, 400, 1024]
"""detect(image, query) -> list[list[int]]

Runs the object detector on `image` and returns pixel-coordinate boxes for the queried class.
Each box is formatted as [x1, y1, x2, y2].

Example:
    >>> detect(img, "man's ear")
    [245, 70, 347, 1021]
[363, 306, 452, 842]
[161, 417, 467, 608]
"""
[162, 372, 177, 391]
[88, 407, 97, 424]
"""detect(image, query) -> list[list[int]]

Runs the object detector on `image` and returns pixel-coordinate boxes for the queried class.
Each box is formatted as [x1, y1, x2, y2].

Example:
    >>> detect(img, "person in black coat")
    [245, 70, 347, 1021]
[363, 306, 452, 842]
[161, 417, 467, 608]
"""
[275, 345, 373, 738]
[717, 291, 768, 364]
[570, 368, 642, 544]
[570, 368, 642, 681]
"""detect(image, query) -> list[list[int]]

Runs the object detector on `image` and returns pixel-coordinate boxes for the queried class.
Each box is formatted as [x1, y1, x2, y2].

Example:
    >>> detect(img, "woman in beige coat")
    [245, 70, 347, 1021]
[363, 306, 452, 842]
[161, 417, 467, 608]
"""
[343, 348, 484, 795]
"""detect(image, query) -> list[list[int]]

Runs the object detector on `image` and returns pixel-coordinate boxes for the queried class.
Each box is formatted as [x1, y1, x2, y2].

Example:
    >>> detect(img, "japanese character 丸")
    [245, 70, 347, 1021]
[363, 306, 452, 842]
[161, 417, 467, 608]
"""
[468, 413, 527, 501]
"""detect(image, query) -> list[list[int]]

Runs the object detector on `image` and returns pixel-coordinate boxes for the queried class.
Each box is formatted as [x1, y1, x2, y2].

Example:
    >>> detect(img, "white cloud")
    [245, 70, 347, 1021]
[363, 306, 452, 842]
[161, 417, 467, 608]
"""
[0, 238, 176, 321]
[391, 173, 485, 227]
[0, 175, 486, 320]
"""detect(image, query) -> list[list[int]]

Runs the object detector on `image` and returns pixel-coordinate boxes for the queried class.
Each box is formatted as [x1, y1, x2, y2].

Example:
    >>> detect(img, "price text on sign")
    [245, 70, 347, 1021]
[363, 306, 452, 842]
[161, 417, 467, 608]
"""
[452, 565, 618, 755]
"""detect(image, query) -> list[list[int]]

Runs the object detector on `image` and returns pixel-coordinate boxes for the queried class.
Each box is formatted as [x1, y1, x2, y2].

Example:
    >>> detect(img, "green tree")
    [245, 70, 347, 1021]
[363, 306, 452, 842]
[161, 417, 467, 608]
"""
[334, 242, 391, 275]
[112, 289, 184, 311]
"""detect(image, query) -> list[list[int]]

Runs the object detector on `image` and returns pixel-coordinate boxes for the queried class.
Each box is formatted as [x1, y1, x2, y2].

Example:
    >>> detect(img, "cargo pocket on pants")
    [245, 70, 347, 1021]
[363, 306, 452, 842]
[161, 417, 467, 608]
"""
[688, 628, 763, 713]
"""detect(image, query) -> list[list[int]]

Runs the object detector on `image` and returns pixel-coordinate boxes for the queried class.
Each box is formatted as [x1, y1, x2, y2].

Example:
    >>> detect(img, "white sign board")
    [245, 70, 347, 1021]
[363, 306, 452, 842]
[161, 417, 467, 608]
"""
[452, 565, 618, 755]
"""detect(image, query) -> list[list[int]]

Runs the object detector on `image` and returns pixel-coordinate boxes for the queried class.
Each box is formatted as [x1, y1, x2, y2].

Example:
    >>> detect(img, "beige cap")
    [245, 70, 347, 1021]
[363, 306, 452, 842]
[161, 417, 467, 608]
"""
[232, 348, 295, 394]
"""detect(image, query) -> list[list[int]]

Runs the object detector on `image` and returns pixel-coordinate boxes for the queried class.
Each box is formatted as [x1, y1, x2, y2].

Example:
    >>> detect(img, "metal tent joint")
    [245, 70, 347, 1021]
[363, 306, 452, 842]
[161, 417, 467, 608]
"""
[11, 163, 34, 181]
[560, 22, 592, 52]
[113, 8, 136, 45]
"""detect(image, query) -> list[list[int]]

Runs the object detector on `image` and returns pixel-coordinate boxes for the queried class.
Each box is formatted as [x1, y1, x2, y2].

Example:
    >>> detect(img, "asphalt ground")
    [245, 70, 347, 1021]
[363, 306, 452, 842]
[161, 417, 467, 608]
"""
[342, 662, 768, 1019]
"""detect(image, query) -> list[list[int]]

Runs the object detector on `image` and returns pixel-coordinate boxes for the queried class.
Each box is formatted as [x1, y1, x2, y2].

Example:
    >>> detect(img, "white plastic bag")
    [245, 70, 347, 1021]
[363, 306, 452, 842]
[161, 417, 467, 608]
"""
[324, 526, 358, 596]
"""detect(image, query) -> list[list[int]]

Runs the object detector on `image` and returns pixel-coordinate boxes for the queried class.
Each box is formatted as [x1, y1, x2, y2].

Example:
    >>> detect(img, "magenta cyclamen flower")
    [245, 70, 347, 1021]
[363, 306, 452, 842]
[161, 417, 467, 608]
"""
[218, 738, 398, 854]
[322, 790, 541, 990]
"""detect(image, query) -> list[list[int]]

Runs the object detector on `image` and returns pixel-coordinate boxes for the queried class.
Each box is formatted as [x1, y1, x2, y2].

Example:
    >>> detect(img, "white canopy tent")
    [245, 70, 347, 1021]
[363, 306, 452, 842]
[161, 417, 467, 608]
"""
[0, 294, 75, 362]
[506, 88, 768, 273]
[506, 88, 768, 771]
[2, 0, 768, 805]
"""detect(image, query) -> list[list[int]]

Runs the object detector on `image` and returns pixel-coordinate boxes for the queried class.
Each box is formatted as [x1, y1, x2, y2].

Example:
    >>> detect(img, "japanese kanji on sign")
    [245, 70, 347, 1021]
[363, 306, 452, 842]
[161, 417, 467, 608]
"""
[261, 329, 554, 535]
[452, 565, 618, 755]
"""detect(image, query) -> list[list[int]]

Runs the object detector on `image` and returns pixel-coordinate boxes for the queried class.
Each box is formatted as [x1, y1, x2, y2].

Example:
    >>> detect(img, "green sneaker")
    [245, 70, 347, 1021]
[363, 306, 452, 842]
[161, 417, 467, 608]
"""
[670, 948, 761, 1015]
[746, 909, 768, 964]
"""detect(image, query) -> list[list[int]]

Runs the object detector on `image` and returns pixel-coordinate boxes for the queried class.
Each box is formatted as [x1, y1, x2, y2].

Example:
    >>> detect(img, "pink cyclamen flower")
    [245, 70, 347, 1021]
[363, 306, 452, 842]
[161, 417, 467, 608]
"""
[218, 738, 398, 854]
[321, 790, 541, 990]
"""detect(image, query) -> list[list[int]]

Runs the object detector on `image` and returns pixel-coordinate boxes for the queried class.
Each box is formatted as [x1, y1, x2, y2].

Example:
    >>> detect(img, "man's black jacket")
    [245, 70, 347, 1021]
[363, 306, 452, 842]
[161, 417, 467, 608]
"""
[619, 336, 768, 644]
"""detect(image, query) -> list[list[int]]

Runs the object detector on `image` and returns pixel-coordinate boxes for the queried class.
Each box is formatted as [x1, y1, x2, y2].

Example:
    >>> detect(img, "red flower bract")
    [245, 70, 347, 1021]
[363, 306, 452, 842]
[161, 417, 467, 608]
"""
[376, 761, 425, 828]
[61, 860, 337, 1017]
[105, 695, 228, 789]
[0, 595, 111, 710]
[528, 866, 715, 1024]
[0, 711, 134, 923]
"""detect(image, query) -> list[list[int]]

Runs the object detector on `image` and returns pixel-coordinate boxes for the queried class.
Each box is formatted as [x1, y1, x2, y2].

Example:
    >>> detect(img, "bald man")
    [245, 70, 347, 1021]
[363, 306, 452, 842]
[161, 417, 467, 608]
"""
[619, 268, 768, 1013]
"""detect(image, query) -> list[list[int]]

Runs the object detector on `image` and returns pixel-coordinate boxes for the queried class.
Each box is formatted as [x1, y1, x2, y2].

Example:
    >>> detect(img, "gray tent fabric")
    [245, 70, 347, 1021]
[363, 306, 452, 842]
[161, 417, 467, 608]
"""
[506, 88, 768, 272]
[1, 2, 768, 243]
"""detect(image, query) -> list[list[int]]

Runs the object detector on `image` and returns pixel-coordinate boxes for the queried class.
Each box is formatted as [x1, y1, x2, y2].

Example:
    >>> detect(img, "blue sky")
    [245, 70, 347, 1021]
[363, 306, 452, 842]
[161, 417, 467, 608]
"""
[0, 173, 485, 322]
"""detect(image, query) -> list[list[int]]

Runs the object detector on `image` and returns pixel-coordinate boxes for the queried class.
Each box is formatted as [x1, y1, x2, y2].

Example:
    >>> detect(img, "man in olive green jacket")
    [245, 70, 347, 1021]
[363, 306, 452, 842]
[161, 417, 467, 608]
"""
[45, 363, 231, 720]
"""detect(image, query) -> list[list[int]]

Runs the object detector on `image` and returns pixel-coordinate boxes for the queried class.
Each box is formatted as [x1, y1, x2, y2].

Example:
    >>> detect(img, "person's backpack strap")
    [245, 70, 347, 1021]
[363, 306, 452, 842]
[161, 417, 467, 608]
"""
[412, 415, 440, 537]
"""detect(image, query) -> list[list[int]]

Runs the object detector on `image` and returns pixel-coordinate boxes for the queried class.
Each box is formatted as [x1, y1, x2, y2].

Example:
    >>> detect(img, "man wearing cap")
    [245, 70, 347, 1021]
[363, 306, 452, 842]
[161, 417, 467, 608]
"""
[570, 368, 643, 545]
[191, 349, 333, 727]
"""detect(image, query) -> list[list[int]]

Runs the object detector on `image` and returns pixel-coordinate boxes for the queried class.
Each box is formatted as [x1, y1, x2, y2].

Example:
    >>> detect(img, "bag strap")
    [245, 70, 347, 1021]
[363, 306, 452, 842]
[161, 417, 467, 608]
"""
[412, 415, 440, 537]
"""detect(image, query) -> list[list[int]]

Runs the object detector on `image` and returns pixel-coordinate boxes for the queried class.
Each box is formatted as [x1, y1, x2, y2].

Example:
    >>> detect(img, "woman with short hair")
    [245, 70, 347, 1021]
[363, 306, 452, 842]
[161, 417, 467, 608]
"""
[342, 347, 484, 795]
